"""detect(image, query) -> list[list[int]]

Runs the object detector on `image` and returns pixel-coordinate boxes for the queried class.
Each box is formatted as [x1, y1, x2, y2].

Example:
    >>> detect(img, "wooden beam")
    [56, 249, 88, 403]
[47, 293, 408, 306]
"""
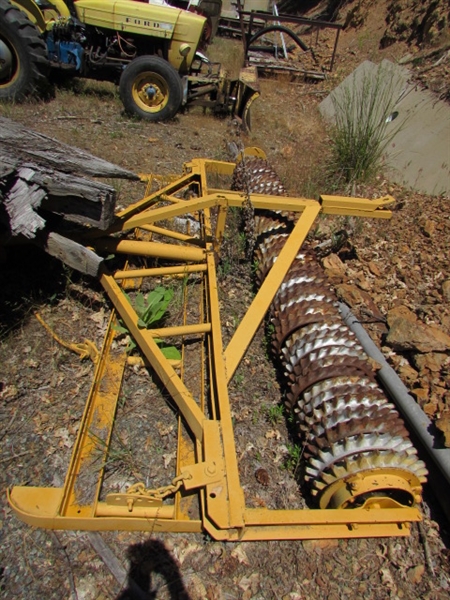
[0, 116, 139, 180]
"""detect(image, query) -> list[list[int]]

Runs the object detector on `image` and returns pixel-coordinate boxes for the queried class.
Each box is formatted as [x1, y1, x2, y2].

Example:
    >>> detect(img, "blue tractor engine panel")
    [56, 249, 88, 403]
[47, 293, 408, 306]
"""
[46, 35, 84, 70]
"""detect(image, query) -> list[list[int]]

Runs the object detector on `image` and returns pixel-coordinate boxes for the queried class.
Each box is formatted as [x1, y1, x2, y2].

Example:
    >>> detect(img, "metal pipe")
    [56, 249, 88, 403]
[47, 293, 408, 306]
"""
[114, 264, 207, 279]
[96, 238, 205, 262]
[339, 302, 450, 489]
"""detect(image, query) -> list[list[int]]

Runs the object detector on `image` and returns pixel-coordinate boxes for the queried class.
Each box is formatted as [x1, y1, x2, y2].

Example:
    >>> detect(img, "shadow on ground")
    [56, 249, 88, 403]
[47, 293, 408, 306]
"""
[116, 539, 191, 600]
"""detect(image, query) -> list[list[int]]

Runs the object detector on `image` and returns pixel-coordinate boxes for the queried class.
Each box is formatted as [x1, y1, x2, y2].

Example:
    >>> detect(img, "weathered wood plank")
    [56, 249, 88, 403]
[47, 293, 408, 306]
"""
[44, 232, 104, 277]
[1, 160, 117, 232]
[0, 117, 142, 274]
[4, 175, 47, 238]
[0, 116, 139, 180]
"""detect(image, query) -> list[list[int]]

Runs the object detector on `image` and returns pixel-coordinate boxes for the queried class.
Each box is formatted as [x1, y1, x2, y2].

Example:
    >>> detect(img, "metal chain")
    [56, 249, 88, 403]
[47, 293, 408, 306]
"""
[126, 473, 190, 501]
[240, 149, 257, 260]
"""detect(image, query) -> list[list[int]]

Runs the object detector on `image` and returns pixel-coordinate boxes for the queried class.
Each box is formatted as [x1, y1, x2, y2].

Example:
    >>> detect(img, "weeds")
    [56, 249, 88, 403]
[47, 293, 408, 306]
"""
[113, 286, 181, 359]
[264, 403, 284, 425]
[90, 429, 143, 479]
[234, 373, 245, 388]
[284, 442, 302, 476]
[326, 62, 407, 186]
[207, 37, 244, 78]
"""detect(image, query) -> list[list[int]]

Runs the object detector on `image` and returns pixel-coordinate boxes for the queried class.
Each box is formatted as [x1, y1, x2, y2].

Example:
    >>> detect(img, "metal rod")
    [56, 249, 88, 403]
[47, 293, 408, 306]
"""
[137, 224, 199, 243]
[339, 302, 450, 517]
[115, 172, 195, 221]
[100, 273, 205, 442]
[114, 264, 207, 279]
[96, 238, 206, 263]
[225, 204, 321, 381]
[146, 323, 211, 338]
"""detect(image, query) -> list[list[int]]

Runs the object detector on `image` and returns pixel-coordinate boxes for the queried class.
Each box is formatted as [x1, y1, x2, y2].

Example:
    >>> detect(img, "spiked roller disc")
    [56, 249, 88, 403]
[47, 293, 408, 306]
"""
[231, 154, 428, 509]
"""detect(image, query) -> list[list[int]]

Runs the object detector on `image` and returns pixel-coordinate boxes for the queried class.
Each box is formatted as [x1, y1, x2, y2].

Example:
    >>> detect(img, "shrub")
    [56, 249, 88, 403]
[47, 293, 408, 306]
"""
[327, 61, 406, 186]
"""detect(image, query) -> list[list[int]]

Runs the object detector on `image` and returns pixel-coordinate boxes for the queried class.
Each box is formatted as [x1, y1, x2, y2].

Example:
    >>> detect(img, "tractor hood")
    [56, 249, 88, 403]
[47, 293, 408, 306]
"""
[74, 0, 206, 43]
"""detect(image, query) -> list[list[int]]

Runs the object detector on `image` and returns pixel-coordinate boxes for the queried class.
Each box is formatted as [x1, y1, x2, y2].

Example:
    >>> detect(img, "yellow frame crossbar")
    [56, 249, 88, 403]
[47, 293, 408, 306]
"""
[9, 153, 420, 540]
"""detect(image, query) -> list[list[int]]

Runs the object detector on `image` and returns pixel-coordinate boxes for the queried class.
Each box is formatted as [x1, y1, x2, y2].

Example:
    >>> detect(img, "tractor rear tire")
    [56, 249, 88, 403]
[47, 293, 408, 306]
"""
[119, 56, 183, 122]
[0, 0, 49, 101]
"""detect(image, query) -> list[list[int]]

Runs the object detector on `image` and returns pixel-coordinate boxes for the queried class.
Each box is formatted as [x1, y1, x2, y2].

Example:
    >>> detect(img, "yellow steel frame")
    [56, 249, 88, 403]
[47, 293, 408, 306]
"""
[8, 153, 422, 539]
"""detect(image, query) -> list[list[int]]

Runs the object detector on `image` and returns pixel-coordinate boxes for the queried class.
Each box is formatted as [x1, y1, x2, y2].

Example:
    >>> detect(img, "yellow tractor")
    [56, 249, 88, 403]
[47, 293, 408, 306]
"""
[0, 0, 258, 124]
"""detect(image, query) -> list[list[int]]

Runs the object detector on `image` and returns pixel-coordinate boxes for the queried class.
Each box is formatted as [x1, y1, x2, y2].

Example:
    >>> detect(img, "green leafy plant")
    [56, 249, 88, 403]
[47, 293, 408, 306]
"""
[114, 286, 181, 360]
[265, 403, 284, 425]
[283, 443, 302, 476]
[327, 62, 406, 185]
[134, 287, 173, 328]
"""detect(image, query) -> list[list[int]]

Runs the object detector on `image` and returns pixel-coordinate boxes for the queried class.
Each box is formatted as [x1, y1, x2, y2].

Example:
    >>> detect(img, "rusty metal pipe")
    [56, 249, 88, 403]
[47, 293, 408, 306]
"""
[339, 302, 450, 489]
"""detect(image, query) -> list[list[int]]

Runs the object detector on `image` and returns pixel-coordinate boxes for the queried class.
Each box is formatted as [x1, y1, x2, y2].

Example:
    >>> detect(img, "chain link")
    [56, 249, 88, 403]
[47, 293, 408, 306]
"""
[126, 473, 190, 501]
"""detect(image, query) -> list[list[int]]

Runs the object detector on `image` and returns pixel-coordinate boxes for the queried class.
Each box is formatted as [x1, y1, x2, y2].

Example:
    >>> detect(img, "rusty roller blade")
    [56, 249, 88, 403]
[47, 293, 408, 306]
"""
[275, 295, 338, 318]
[277, 303, 340, 329]
[274, 282, 336, 309]
[314, 450, 429, 494]
[232, 157, 288, 196]
[282, 329, 363, 362]
[297, 344, 369, 369]
[254, 215, 288, 237]
[278, 274, 331, 294]
[285, 338, 363, 365]
[298, 386, 389, 415]
[308, 413, 410, 449]
[304, 433, 417, 479]
[288, 354, 375, 382]
[272, 310, 342, 352]
[255, 233, 289, 262]
[284, 321, 357, 345]
[301, 376, 381, 403]
[286, 362, 378, 406]
[231, 155, 428, 508]
[295, 396, 393, 434]
[303, 404, 405, 438]
[278, 259, 328, 283]
[281, 341, 365, 372]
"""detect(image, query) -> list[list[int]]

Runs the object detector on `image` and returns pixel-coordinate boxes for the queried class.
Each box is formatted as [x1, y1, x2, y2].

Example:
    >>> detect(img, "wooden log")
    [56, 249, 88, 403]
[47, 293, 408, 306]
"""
[0, 116, 139, 180]
[3, 172, 47, 239]
[0, 117, 141, 273]
[0, 116, 142, 237]
[43, 232, 104, 277]
[1, 160, 117, 234]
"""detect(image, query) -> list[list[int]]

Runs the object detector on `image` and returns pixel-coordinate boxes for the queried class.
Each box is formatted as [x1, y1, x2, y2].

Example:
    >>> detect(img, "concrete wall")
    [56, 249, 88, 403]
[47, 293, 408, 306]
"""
[319, 60, 450, 196]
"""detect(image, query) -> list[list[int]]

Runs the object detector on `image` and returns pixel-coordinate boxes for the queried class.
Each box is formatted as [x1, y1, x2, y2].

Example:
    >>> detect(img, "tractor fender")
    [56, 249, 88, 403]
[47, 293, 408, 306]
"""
[10, 0, 47, 32]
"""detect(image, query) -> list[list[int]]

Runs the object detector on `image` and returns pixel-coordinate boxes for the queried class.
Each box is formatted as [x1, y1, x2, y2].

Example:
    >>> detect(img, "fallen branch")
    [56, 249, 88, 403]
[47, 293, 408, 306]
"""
[0, 450, 32, 464]
[87, 532, 128, 586]
[49, 531, 79, 600]
[398, 43, 450, 65]
[418, 521, 435, 576]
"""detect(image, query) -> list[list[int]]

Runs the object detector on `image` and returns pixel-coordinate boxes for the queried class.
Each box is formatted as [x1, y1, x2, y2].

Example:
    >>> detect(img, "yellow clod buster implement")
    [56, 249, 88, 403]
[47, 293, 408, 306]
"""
[8, 149, 427, 540]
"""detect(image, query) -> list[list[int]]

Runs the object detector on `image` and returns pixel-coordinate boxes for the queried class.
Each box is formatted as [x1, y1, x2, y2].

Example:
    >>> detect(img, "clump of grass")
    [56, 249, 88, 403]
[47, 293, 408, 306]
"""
[283, 442, 302, 476]
[264, 403, 284, 425]
[326, 62, 406, 186]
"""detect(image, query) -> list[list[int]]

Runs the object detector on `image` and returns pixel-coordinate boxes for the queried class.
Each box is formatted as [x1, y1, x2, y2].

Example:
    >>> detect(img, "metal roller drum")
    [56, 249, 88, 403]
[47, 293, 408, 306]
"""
[231, 155, 427, 509]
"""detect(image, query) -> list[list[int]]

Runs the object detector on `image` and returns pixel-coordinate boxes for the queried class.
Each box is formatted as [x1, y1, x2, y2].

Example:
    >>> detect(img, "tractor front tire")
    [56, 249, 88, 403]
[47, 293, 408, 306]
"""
[119, 56, 183, 121]
[0, 0, 49, 101]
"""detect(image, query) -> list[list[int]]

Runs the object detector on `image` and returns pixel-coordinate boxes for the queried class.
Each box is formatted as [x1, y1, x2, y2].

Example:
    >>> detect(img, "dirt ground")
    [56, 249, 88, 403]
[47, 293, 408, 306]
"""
[1, 1, 450, 599]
